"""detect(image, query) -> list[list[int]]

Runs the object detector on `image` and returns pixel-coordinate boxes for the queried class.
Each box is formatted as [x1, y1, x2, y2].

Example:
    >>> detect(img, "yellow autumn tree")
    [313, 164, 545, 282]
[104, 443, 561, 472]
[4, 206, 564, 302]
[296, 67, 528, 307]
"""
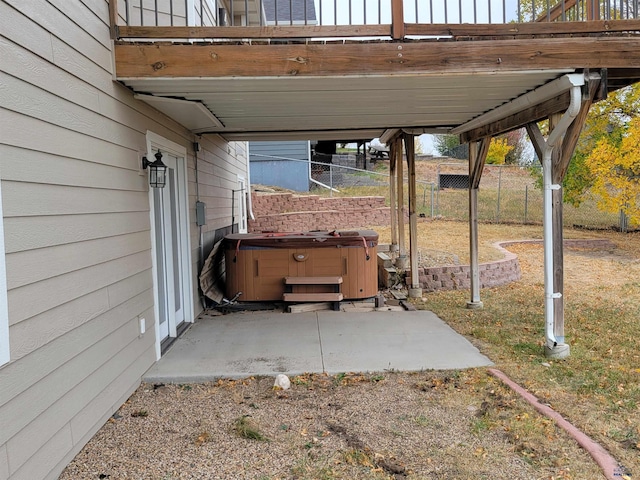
[485, 138, 513, 165]
[587, 117, 640, 225]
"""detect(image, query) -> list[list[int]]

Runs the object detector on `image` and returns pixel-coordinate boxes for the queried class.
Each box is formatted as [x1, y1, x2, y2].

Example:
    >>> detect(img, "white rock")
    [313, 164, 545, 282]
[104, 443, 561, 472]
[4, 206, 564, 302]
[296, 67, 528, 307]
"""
[274, 374, 291, 390]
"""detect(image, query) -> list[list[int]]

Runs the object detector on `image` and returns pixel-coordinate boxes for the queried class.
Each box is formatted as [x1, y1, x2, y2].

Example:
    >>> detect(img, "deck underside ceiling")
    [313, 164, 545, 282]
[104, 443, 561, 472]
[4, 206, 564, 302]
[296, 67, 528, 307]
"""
[116, 37, 640, 142]
[122, 70, 576, 140]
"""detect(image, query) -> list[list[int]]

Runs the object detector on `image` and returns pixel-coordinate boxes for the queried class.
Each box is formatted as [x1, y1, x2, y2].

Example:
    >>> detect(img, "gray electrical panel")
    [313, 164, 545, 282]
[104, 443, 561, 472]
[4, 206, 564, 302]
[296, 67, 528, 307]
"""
[195, 201, 206, 226]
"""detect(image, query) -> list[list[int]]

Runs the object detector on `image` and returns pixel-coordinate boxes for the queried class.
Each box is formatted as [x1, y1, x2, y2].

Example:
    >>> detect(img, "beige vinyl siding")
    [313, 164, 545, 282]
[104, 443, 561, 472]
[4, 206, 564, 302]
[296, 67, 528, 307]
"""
[5, 231, 151, 290]
[0, 176, 9, 370]
[0, 1, 248, 478]
[1, 287, 152, 406]
[201, 0, 221, 26]
[0, 444, 8, 479]
[3, 211, 151, 253]
[117, 0, 220, 27]
[127, 0, 189, 26]
[187, 135, 249, 311]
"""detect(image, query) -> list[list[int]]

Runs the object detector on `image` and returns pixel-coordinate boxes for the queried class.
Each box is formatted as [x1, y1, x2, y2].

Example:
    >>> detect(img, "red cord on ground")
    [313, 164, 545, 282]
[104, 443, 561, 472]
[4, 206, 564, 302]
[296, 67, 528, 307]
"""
[488, 368, 622, 480]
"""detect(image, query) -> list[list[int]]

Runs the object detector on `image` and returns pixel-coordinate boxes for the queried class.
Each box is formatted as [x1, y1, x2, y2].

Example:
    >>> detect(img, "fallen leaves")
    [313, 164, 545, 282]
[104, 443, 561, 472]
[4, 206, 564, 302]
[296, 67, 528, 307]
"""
[194, 431, 211, 446]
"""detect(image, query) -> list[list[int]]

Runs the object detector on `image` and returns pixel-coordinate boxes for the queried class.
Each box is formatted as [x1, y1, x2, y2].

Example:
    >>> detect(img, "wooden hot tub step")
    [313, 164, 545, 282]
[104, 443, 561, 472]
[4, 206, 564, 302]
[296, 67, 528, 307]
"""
[284, 276, 343, 285]
[283, 276, 344, 311]
[282, 292, 343, 302]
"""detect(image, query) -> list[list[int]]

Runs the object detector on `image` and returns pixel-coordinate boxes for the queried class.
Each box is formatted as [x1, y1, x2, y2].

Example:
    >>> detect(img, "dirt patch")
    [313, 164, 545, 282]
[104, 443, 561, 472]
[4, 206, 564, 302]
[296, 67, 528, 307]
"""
[60, 371, 603, 480]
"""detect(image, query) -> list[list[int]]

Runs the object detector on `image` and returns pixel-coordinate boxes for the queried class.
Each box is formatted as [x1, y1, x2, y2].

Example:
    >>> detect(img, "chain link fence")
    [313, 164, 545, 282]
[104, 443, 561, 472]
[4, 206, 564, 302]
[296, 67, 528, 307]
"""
[252, 154, 631, 231]
[431, 162, 623, 229]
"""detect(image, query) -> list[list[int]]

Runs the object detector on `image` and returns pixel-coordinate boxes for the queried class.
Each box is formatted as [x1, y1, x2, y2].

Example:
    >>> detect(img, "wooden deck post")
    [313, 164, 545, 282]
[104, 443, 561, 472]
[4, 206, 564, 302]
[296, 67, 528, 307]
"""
[525, 74, 600, 358]
[527, 120, 567, 358]
[586, 0, 599, 20]
[533, 112, 568, 345]
[396, 137, 406, 263]
[389, 139, 399, 253]
[403, 133, 421, 297]
[108, 0, 119, 39]
[547, 113, 565, 343]
[467, 138, 490, 309]
[550, 77, 601, 342]
[391, 0, 405, 40]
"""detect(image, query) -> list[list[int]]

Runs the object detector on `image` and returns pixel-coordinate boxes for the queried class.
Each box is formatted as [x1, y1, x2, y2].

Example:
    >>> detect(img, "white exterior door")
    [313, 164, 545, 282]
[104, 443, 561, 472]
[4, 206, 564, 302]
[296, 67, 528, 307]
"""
[146, 133, 193, 358]
[153, 153, 185, 340]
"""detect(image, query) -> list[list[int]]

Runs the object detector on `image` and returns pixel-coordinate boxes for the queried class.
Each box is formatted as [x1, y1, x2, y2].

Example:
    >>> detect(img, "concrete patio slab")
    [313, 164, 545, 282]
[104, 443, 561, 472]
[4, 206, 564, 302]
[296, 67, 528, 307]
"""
[143, 309, 493, 383]
[144, 312, 324, 382]
[318, 311, 493, 373]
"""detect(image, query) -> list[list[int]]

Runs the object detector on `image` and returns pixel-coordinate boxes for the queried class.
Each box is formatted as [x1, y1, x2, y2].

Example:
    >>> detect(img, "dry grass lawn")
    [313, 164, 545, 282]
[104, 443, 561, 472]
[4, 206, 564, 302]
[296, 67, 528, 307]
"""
[410, 221, 640, 479]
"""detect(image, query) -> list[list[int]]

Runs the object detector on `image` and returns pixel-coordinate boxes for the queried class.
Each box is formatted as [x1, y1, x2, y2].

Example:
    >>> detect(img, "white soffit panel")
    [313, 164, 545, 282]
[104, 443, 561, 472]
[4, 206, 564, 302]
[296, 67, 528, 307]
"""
[452, 73, 587, 135]
[134, 94, 224, 131]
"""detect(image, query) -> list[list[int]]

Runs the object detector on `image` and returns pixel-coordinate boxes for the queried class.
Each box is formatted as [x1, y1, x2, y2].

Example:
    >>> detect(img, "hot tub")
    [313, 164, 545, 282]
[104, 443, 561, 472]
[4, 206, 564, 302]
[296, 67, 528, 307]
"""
[224, 230, 378, 301]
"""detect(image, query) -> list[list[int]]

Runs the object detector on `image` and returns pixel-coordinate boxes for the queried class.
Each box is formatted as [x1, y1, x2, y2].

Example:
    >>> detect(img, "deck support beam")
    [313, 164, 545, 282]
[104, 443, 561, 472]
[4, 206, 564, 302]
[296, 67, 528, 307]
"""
[389, 139, 399, 253]
[114, 38, 640, 79]
[396, 136, 407, 267]
[467, 138, 491, 309]
[108, 0, 119, 39]
[403, 133, 421, 298]
[114, 20, 640, 41]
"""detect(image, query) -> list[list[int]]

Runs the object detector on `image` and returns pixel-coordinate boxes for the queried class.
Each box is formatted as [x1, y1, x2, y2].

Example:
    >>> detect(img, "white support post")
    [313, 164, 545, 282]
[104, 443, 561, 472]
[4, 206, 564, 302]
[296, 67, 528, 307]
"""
[467, 138, 489, 309]
[528, 85, 582, 359]
[468, 141, 482, 309]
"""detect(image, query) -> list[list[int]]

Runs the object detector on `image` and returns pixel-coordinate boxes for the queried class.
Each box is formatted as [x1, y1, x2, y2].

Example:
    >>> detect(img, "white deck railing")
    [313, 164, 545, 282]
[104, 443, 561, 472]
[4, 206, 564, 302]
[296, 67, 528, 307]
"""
[111, 0, 640, 38]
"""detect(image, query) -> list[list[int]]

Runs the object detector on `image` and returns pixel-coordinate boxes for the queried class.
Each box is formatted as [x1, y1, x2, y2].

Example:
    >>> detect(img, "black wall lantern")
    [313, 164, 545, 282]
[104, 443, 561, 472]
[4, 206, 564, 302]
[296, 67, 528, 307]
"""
[142, 151, 168, 188]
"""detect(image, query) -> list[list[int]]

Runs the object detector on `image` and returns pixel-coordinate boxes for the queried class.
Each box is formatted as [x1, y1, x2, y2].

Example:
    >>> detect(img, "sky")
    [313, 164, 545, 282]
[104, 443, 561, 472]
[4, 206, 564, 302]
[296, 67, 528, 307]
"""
[313, 0, 521, 26]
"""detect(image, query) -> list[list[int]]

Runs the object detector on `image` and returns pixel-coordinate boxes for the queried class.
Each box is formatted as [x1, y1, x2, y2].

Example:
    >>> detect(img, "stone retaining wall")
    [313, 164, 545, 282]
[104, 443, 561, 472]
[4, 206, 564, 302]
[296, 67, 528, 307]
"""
[413, 242, 521, 292]
[411, 238, 615, 292]
[249, 192, 390, 232]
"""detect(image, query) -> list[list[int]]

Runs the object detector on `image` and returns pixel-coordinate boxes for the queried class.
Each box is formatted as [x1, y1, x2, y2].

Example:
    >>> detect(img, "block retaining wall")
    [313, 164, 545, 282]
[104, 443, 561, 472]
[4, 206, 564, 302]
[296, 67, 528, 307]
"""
[412, 241, 521, 292]
[411, 238, 616, 292]
[250, 192, 390, 232]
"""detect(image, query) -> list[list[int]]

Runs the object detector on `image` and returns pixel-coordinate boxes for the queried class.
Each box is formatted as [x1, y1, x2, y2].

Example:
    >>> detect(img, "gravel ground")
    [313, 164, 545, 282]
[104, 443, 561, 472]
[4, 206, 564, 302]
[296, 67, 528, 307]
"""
[59, 228, 613, 479]
[60, 371, 602, 480]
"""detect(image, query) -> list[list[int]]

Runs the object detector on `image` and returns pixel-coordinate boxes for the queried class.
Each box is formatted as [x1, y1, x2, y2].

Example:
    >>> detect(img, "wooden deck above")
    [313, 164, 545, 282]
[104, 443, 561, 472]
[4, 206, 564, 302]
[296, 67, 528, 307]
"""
[110, 0, 640, 142]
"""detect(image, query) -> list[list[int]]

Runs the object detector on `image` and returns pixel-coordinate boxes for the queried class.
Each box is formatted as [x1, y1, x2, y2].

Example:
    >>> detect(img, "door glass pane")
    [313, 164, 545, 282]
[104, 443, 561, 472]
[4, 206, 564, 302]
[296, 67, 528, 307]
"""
[168, 167, 182, 311]
[153, 189, 167, 336]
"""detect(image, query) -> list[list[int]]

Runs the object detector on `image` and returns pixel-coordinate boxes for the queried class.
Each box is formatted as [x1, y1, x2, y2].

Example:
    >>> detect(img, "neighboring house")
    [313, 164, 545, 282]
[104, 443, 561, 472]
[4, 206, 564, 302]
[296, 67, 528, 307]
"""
[249, 141, 311, 191]
[262, 0, 317, 24]
[0, 1, 249, 479]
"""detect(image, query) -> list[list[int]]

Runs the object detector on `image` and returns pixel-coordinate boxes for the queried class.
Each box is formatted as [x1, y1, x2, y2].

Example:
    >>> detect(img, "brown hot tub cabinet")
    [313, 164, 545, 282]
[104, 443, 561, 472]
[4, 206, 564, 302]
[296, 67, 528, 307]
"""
[224, 230, 378, 301]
